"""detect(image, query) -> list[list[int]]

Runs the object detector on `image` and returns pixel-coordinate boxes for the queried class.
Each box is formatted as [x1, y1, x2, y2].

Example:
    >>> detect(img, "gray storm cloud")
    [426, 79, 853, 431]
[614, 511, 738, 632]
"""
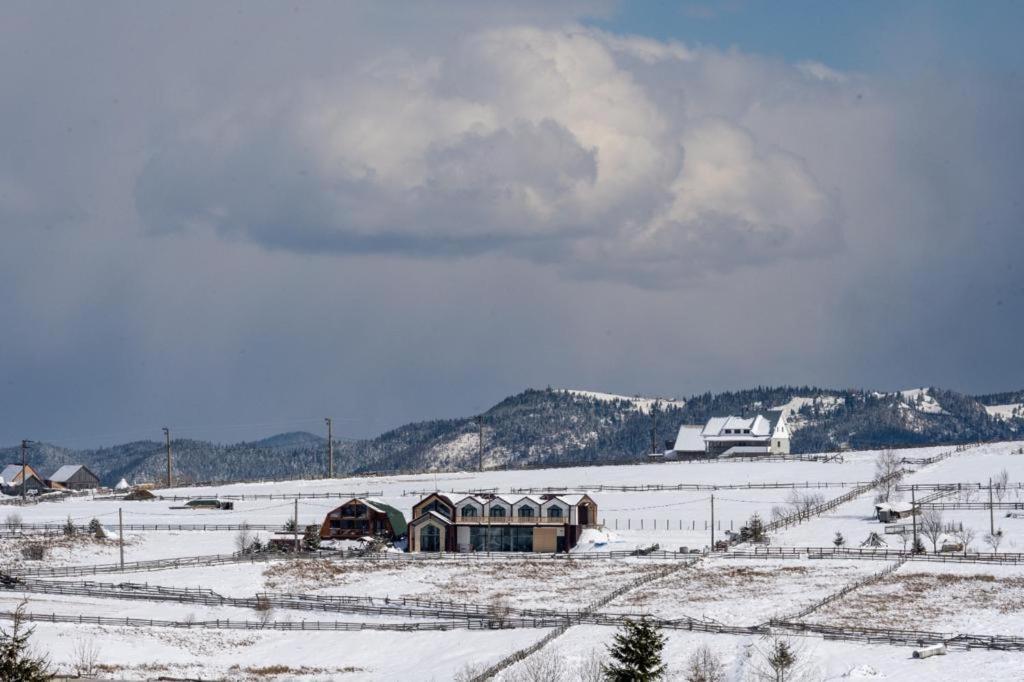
[133, 26, 841, 284]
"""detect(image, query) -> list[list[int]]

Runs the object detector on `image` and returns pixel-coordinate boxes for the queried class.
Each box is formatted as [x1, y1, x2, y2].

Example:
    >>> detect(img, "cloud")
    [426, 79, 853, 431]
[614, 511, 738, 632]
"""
[134, 26, 843, 285]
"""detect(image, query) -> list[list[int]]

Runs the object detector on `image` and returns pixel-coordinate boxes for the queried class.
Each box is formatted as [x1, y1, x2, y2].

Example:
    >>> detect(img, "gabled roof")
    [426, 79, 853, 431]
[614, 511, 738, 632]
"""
[673, 425, 705, 452]
[409, 510, 453, 527]
[0, 464, 42, 484]
[48, 464, 98, 483]
[702, 414, 776, 438]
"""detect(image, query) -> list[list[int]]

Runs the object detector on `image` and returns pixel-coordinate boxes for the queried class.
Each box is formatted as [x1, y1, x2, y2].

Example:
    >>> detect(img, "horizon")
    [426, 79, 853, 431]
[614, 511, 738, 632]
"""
[4, 381, 1019, 452]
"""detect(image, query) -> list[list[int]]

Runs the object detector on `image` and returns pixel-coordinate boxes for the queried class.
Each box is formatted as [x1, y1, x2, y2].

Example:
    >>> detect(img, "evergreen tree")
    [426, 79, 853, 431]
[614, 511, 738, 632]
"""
[61, 516, 76, 538]
[303, 524, 321, 551]
[0, 602, 50, 681]
[912, 535, 926, 554]
[88, 518, 105, 539]
[603, 618, 666, 681]
[746, 513, 766, 543]
[761, 638, 796, 682]
[832, 531, 845, 547]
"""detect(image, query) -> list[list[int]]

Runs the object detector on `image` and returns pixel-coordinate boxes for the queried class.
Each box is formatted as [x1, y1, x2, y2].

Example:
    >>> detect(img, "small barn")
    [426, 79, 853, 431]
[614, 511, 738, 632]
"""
[0, 464, 47, 495]
[46, 464, 101, 491]
[875, 501, 915, 523]
[320, 498, 408, 541]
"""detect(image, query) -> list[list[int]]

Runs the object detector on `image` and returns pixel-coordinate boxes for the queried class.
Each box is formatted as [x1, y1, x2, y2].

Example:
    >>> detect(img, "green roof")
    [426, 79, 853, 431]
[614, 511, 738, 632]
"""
[372, 501, 407, 536]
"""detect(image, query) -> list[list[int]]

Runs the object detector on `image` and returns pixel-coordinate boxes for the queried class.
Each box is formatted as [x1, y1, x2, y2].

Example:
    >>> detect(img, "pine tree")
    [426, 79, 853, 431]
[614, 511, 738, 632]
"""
[912, 536, 926, 554]
[303, 525, 321, 551]
[603, 618, 666, 681]
[61, 516, 76, 538]
[88, 518, 105, 540]
[0, 602, 50, 681]
[764, 638, 796, 681]
[747, 513, 766, 543]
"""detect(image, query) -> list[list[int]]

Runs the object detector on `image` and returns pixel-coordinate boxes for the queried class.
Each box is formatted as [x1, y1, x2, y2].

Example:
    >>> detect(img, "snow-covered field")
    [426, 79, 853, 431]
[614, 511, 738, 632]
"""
[2, 440, 1023, 679]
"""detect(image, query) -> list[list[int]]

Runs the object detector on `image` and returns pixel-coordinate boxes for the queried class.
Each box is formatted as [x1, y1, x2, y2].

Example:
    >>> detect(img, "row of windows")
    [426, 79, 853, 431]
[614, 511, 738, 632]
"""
[469, 525, 535, 552]
[459, 504, 563, 518]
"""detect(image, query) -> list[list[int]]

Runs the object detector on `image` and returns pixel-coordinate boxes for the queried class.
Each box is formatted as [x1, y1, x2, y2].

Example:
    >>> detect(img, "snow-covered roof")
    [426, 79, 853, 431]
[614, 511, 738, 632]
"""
[0, 465, 39, 483]
[875, 501, 914, 514]
[114, 478, 129, 490]
[48, 464, 94, 483]
[702, 414, 776, 438]
[411, 510, 452, 526]
[673, 425, 705, 452]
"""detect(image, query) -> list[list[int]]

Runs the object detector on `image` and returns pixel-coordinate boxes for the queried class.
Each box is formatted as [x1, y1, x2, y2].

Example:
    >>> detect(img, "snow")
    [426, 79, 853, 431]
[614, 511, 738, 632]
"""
[985, 403, 1023, 421]
[5, 440, 1024, 679]
[560, 389, 684, 413]
[900, 387, 945, 414]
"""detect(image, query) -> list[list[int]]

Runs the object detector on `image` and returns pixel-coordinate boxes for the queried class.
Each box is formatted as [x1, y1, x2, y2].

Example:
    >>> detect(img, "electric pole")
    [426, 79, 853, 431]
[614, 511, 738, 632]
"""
[325, 417, 334, 479]
[710, 493, 715, 552]
[20, 440, 33, 501]
[477, 415, 483, 472]
[119, 507, 125, 571]
[293, 499, 299, 553]
[911, 486, 918, 552]
[989, 477, 995, 535]
[162, 427, 172, 489]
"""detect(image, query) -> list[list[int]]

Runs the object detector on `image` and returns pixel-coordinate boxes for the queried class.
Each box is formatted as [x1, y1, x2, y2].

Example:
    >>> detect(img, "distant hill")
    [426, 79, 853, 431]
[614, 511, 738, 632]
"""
[2, 386, 1021, 486]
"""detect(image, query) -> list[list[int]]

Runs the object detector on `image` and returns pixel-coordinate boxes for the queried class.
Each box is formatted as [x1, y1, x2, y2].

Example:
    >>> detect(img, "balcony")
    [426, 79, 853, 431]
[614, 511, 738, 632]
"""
[455, 515, 565, 525]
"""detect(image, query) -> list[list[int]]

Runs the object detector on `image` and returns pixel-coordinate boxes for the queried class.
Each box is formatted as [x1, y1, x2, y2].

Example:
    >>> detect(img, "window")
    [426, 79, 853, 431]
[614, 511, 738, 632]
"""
[461, 504, 478, 517]
[489, 506, 506, 517]
[421, 499, 452, 519]
[470, 526, 533, 552]
[419, 525, 441, 552]
[518, 506, 535, 518]
[547, 506, 563, 519]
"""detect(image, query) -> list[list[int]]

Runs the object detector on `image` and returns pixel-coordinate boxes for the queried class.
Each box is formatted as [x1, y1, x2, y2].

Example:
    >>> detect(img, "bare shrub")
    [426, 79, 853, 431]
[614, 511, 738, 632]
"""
[575, 649, 605, 682]
[487, 596, 512, 628]
[236, 521, 253, 554]
[994, 469, 1010, 502]
[4, 513, 23, 530]
[453, 662, 485, 682]
[73, 638, 101, 677]
[984, 529, 1004, 553]
[920, 510, 944, 553]
[21, 544, 45, 561]
[873, 450, 903, 502]
[516, 648, 567, 682]
[684, 644, 724, 682]
[954, 525, 976, 556]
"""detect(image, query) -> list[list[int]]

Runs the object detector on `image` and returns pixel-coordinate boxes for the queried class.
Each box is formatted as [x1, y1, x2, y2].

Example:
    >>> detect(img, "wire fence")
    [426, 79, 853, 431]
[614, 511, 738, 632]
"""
[723, 546, 1024, 564]
[152, 491, 382, 501]
[9, 523, 286, 533]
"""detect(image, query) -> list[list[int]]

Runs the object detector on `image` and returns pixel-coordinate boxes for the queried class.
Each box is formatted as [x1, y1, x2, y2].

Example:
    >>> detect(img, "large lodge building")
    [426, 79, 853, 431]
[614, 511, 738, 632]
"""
[407, 492, 598, 553]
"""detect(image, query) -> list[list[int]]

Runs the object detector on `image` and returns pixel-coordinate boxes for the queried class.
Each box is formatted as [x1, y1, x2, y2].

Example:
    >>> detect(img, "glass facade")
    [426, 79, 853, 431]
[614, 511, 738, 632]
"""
[469, 525, 534, 552]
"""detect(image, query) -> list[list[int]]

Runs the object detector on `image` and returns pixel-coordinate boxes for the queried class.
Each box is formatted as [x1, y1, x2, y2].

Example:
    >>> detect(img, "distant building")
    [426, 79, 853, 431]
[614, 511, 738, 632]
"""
[46, 464, 101, 490]
[319, 498, 408, 541]
[0, 464, 47, 495]
[874, 501, 915, 523]
[667, 413, 791, 458]
[407, 492, 598, 553]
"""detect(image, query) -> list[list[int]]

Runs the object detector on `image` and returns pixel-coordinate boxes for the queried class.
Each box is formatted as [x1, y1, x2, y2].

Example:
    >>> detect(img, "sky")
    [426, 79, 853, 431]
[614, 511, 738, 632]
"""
[1, 1, 1023, 447]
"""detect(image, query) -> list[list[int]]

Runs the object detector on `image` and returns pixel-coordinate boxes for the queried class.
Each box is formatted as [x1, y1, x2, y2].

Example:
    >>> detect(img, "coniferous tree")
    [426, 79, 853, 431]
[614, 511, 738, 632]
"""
[746, 513, 766, 543]
[833, 531, 845, 547]
[0, 602, 50, 681]
[303, 524, 321, 551]
[603, 618, 666, 681]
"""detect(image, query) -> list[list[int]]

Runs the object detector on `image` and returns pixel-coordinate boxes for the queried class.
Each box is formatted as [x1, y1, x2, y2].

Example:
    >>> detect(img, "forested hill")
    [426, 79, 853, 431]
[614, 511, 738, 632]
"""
[3, 386, 1022, 486]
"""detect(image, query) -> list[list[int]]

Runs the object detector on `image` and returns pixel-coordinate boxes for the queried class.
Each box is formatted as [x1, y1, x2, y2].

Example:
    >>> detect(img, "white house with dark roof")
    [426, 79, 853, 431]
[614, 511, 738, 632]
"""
[668, 412, 791, 458]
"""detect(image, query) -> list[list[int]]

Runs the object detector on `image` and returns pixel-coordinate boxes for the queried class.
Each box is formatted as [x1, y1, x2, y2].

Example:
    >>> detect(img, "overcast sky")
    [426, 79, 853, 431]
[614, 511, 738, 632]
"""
[2, 1, 1022, 447]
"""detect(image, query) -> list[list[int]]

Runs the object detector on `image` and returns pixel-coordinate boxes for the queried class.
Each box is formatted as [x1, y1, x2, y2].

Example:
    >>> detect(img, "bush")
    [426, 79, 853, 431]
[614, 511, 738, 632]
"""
[61, 516, 77, 538]
[88, 518, 105, 539]
[21, 545, 45, 561]
[303, 525, 321, 551]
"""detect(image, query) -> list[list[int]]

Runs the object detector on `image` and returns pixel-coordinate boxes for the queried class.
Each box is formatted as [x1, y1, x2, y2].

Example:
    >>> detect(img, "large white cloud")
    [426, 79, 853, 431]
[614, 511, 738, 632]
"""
[135, 25, 842, 284]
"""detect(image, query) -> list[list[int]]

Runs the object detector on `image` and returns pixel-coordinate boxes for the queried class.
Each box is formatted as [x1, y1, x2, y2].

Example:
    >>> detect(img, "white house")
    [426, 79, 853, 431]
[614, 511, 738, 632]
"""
[669, 412, 791, 458]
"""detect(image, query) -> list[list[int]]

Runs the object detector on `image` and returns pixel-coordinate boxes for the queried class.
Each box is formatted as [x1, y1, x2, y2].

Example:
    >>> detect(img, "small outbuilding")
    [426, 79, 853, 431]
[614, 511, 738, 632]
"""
[874, 501, 915, 523]
[46, 465, 101, 491]
[320, 498, 407, 541]
[0, 464, 47, 495]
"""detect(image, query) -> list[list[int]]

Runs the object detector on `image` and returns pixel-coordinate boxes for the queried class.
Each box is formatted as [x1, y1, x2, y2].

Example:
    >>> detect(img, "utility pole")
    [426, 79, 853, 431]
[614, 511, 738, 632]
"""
[119, 507, 125, 571]
[20, 440, 32, 501]
[325, 417, 334, 479]
[911, 486, 918, 552]
[710, 493, 715, 552]
[989, 477, 995, 535]
[293, 499, 299, 553]
[477, 415, 483, 472]
[162, 427, 172, 489]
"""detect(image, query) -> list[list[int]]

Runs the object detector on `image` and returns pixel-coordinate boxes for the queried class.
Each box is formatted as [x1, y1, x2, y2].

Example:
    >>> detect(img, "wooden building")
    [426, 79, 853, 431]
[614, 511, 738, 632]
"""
[407, 492, 598, 553]
[0, 464, 47, 495]
[46, 464, 101, 490]
[320, 498, 408, 541]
